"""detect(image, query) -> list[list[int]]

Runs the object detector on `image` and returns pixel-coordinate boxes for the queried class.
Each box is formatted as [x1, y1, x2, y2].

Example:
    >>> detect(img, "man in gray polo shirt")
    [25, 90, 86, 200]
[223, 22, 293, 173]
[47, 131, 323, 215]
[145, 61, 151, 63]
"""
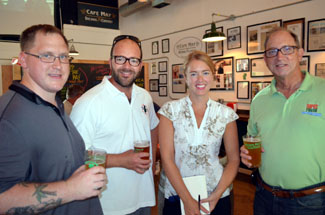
[0, 24, 107, 215]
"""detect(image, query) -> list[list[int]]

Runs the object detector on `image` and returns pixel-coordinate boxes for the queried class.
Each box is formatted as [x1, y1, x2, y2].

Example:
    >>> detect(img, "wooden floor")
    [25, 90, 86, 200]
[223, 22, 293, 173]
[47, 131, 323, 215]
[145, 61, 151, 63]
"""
[152, 172, 256, 215]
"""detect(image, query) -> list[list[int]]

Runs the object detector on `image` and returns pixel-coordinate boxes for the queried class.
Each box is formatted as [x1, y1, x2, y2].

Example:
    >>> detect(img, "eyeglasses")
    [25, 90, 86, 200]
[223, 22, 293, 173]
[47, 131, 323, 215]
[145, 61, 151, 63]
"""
[264, 46, 298, 58]
[113, 55, 141, 67]
[24, 52, 72, 64]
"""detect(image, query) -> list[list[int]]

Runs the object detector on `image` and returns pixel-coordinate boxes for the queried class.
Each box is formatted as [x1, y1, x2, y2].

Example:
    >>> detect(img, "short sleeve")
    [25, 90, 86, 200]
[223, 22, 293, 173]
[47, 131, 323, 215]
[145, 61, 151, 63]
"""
[0, 120, 31, 193]
[158, 102, 174, 121]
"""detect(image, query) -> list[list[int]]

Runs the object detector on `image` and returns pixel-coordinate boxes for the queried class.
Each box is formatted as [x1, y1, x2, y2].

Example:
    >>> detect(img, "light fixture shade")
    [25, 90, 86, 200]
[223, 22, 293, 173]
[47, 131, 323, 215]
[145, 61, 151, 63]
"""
[69, 44, 79, 56]
[202, 22, 226, 42]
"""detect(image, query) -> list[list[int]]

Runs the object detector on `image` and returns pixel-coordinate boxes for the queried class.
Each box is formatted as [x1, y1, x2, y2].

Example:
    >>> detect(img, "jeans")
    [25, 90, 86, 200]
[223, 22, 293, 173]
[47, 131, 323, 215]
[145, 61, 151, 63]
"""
[163, 195, 231, 215]
[254, 181, 325, 215]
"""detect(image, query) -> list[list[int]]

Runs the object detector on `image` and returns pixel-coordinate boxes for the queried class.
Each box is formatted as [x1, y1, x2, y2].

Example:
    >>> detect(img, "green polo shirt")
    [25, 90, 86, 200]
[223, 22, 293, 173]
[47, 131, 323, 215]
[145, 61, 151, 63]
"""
[248, 71, 325, 189]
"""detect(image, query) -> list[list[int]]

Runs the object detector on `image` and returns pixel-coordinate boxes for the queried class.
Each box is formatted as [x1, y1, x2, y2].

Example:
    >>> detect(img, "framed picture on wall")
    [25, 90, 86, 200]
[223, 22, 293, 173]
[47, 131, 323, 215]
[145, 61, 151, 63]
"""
[205, 27, 224, 56]
[283, 18, 305, 49]
[315, 63, 325, 78]
[237, 81, 249, 99]
[159, 74, 167, 85]
[159, 86, 168, 97]
[172, 64, 187, 93]
[307, 19, 325, 52]
[158, 61, 167, 72]
[247, 20, 282, 55]
[152, 41, 159, 55]
[149, 79, 159, 92]
[251, 81, 271, 101]
[236, 58, 249, 72]
[227, 26, 241, 50]
[162, 38, 170, 53]
[210, 56, 234, 90]
[251, 57, 273, 77]
[300, 55, 310, 73]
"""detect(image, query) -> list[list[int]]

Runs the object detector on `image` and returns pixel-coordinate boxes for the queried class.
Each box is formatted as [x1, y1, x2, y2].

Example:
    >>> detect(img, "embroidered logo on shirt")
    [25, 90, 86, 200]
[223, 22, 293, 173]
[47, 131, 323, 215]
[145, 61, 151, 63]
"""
[302, 104, 322, 116]
[142, 104, 148, 114]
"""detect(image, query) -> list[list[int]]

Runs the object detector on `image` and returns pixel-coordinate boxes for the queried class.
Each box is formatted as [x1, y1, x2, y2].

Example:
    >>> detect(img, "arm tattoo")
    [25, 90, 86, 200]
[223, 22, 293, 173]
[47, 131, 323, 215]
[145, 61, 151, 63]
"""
[5, 198, 62, 215]
[32, 184, 56, 203]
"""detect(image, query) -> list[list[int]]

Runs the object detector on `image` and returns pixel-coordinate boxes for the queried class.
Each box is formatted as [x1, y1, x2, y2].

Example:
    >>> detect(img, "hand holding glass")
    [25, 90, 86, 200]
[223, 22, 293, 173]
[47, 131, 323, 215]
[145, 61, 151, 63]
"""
[242, 135, 261, 168]
[85, 147, 107, 169]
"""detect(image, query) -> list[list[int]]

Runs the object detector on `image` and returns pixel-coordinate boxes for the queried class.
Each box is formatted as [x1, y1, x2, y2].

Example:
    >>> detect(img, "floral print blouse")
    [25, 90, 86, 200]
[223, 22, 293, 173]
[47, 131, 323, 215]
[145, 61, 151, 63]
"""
[158, 96, 238, 198]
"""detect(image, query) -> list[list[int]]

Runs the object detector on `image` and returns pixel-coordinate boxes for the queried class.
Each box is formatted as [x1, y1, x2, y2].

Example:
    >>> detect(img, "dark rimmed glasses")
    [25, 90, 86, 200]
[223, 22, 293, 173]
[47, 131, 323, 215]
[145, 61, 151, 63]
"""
[113, 55, 141, 67]
[24, 52, 73, 64]
[264, 46, 298, 58]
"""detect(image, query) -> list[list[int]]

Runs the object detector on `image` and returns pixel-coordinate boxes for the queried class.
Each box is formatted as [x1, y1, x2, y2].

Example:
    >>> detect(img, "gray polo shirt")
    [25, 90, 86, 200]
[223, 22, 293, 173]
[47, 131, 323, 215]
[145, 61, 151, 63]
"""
[0, 81, 103, 215]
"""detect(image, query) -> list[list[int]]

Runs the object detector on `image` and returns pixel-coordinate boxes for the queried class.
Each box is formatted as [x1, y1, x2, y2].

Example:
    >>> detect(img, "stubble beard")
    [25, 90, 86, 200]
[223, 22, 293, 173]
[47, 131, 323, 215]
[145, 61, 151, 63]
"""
[111, 67, 137, 88]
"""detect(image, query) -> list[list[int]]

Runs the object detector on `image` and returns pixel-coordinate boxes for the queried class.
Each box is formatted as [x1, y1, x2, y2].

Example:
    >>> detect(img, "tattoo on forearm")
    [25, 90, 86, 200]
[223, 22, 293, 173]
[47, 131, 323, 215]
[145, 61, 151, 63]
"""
[5, 198, 62, 215]
[32, 184, 57, 203]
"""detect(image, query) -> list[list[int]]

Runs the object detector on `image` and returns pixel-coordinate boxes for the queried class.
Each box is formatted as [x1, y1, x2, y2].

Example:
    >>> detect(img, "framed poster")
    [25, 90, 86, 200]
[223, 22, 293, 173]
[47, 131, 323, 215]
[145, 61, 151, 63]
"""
[149, 79, 159, 92]
[237, 81, 249, 99]
[307, 19, 325, 52]
[236, 58, 249, 72]
[159, 86, 168, 97]
[227, 26, 241, 50]
[251, 81, 271, 101]
[151, 62, 157, 74]
[211, 56, 234, 90]
[283, 18, 305, 49]
[172, 64, 187, 93]
[251, 57, 273, 77]
[158, 61, 167, 72]
[162, 38, 170, 53]
[159, 74, 167, 85]
[247, 20, 282, 55]
[205, 27, 224, 56]
[300, 55, 310, 73]
[152, 41, 159, 55]
[315, 63, 325, 78]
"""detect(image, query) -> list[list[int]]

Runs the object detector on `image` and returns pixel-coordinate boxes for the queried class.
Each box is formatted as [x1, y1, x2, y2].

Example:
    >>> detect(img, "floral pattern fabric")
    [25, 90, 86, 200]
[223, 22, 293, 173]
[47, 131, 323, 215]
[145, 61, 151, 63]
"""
[159, 96, 238, 198]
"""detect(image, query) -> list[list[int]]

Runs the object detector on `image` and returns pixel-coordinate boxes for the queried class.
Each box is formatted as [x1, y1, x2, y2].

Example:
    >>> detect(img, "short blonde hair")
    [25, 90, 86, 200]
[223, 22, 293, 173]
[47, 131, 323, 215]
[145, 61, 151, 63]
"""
[184, 50, 215, 77]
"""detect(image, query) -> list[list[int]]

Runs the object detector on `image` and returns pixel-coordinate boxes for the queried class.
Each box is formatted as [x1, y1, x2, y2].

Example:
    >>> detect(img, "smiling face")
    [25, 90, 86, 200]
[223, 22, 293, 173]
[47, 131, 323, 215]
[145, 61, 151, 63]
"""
[264, 30, 304, 80]
[19, 32, 70, 100]
[186, 59, 213, 98]
[110, 39, 142, 91]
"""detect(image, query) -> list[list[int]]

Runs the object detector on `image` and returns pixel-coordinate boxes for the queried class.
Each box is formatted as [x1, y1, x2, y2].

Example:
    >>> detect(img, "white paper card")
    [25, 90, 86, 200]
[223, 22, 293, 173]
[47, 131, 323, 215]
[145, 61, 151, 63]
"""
[180, 175, 210, 215]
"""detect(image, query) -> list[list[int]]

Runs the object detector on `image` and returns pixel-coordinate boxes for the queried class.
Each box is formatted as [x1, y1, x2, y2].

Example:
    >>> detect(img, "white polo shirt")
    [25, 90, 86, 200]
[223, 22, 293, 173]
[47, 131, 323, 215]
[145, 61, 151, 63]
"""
[71, 76, 159, 215]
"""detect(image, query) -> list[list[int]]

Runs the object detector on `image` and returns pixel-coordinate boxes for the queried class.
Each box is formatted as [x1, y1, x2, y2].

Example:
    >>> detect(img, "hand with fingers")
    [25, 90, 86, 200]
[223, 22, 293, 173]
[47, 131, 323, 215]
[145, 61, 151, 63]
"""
[122, 150, 151, 174]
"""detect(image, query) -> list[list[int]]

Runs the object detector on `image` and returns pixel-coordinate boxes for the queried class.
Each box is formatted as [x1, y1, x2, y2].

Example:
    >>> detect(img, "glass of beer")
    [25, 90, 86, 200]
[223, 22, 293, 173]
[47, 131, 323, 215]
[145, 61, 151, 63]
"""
[134, 140, 150, 160]
[242, 135, 261, 168]
[85, 147, 107, 169]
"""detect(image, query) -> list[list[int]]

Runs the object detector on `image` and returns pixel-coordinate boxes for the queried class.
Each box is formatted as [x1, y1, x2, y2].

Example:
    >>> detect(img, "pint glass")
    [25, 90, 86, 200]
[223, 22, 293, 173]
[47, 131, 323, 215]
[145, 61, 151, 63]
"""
[242, 135, 261, 168]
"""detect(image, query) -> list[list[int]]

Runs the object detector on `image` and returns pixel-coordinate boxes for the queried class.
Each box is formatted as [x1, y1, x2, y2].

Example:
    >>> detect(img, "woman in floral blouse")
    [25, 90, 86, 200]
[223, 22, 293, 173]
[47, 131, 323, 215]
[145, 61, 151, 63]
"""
[158, 50, 239, 215]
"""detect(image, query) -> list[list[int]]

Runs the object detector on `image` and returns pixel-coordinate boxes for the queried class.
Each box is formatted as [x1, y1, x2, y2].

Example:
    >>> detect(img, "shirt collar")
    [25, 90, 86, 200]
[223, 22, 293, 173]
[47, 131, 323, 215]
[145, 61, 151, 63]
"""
[9, 81, 65, 116]
[270, 71, 311, 95]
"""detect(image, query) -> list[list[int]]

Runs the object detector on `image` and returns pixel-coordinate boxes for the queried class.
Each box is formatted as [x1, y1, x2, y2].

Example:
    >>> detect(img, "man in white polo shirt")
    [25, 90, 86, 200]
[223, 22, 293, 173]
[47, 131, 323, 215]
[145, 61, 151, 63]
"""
[71, 35, 159, 215]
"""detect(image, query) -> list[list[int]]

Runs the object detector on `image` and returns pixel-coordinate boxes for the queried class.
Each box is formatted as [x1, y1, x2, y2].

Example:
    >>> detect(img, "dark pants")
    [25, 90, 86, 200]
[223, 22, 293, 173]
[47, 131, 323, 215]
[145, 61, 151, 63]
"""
[254, 180, 325, 215]
[163, 195, 231, 215]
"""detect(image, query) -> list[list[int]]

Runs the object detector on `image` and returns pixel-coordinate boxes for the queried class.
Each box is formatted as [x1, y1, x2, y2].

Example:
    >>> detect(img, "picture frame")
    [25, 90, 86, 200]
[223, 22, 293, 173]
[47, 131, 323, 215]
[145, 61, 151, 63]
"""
[205, 27, 224, 56]
[237, 81, 249, 99]
[251, 81, 271, 101]
[236, 58, 250, 72]
[158, 61, 167, 72]
[159, 86, 168, 97]
[307, 19, 325, 52]
[149, 79, 159, 92]
[159, 74, 167, 85]
[315, 63, 325, 78]
[247, 20, 282, 55]
[210, 56, 234, 90]
[300, 55, 310, 73]
[227, 26, 241, 50]
[251, 57, 273, 77]
[151, 62, 157, 74]
[172, 64, 187, 93]
[283, 18, 305, 49]
[152, 41, 159, 55]
[162, 38, 170, 53]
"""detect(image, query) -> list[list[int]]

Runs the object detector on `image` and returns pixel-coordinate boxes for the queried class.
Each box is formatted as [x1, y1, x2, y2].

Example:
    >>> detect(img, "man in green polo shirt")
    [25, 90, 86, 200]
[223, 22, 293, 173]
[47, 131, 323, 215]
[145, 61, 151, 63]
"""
[240, 27, 325, 215]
